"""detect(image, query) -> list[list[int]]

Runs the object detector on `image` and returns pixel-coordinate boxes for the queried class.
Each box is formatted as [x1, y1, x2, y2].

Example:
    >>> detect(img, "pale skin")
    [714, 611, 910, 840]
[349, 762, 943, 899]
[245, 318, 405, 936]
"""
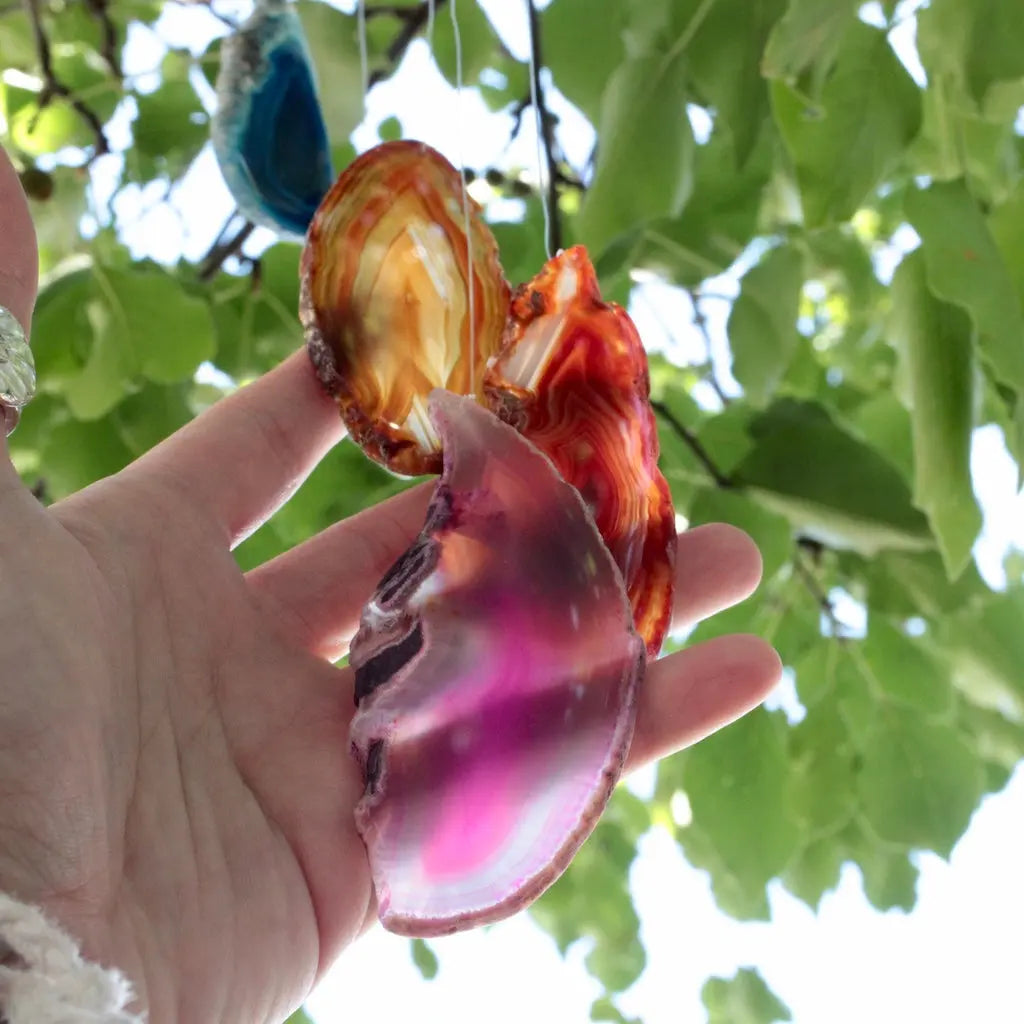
[0, 147, 781, 1022]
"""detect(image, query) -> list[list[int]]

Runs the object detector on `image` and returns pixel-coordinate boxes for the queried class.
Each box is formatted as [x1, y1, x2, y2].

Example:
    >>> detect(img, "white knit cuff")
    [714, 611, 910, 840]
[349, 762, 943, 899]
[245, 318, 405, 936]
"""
[0, 893, 144, 1023]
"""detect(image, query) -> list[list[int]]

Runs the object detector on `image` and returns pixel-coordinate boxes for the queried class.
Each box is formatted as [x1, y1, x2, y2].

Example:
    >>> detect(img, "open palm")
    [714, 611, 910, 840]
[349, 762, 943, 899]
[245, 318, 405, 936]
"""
[0, 151, 780, 1022]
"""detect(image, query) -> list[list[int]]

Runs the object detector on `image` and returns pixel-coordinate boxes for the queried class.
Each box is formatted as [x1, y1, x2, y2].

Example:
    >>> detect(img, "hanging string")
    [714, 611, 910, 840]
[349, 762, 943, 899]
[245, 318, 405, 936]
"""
[426, 0, 436, 49]
[526, 1, 552, 260]
[449, 0, 477, 397]
[357, 0, 369, 104]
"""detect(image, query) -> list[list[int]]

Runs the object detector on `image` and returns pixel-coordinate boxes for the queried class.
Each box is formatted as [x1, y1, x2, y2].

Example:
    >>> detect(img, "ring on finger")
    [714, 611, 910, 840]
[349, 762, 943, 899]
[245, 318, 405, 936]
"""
[0, 305, 35, 437]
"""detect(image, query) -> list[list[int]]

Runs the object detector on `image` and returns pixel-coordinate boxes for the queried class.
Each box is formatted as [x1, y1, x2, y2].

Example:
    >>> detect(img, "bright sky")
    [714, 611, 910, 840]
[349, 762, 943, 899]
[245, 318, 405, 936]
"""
[76, 1, 1024, 1021]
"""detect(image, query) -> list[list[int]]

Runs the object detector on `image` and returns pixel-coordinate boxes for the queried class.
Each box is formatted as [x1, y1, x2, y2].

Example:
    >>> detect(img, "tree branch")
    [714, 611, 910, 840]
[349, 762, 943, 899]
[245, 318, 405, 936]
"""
[367, 0, 447, 88]
[23, 0, 110, 156]
[198, 216, 256, 281]
[84, 0, 121, 80]
[687, 288, 732, 406]
[526, 0, 562, 254]
[650, 399, 733, 489]
[793, 546, 848, 638]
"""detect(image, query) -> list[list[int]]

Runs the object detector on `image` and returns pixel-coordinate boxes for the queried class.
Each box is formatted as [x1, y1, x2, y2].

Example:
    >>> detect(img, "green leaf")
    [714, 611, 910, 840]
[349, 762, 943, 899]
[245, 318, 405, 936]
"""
[544, 0, 627, 124]
[918, 0, 1024, 103]
[786, 701, 857, 837]
[641, 122, 774, 286]
[735, 399, 933, 555]
[429, 0, 498, 87]
[39, 415, 135, 499]
[942, 591, 1024, 718]
[674, 0, 786, 163]
[781, 835, 843, 910]
[840, 393, 914, 483]
[590, 996, 641, 1024]
[862, 617, 953, 716]
[857, 549, 988, 620]
[987, 180, 1024, 311]
[410, 938, 439, 981]
[702, 967, 792, 1024]
[576, 49, 694, 256]
[132, 76, 208, 180]
[906, 181, 1024, 394]
[104, 265, 216, 384]
[4, 45, 119, 156]
[284, 1009, 314, 1024]
[676, 709, 801, 914]
[728, 243, 805, 405]
[888, 251, 981, 577]
[857, 709, 984, 857]
[762, 0, 858, 84]
[837, 821, 919, 912]
[771, 22, 921, 226]
[32, 261, 214, 419]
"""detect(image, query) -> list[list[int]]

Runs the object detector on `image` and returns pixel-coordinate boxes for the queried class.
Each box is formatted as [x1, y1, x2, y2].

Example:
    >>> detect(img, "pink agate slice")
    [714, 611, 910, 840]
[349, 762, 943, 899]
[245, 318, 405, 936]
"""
[349, 390, 646, 936]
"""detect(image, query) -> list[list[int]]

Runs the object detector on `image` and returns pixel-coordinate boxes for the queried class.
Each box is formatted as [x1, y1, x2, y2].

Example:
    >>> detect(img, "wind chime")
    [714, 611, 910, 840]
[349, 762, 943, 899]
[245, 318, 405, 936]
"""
[211, 0, 676, 938]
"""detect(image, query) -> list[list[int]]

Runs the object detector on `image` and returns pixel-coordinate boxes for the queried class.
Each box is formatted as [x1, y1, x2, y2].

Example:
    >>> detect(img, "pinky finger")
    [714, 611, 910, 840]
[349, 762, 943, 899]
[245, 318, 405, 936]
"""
[626, 633, 782, 773]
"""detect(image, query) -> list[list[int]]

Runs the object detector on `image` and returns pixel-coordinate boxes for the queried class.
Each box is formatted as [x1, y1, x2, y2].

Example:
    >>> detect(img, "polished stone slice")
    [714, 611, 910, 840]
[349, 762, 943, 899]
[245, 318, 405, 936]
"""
[212, 0, 333, 239]
[485, 246, 677, 655]
[349, 391, 645, 936]
[301, 140, 509, 476]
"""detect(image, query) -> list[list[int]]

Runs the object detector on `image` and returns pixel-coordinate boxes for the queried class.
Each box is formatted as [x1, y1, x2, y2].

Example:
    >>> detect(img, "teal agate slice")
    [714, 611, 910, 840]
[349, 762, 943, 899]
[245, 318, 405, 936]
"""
[212, 1, 333, 239]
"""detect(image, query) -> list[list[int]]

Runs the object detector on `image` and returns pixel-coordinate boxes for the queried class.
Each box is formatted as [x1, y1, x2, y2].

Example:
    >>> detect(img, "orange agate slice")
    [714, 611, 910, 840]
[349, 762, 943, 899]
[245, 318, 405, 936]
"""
[300, 140, 510, 476]
[484, 247, 676, 655]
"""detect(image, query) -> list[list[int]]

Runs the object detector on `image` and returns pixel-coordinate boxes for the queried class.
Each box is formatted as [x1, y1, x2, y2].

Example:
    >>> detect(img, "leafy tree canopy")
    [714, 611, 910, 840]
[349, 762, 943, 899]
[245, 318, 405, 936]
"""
[3, 0, 1024, 1020]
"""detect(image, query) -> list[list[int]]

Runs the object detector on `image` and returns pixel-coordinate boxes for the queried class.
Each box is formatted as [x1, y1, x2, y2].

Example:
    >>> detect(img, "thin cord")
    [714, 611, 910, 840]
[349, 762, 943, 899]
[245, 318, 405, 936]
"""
[526, 0, 552, 260]
[426, 0, 436, 48]
[450, 0, 477, 397]
[357, 0, 368, 102]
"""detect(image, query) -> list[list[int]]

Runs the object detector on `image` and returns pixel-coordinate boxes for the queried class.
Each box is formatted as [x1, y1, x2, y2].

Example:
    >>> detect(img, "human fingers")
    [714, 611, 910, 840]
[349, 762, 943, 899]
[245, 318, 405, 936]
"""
[128, 349, 345, 546]
[251, 514, 765, 663]
[0, 147, 39, 460]
[670, 522, 762, 627]
[626, 633, 782, 771]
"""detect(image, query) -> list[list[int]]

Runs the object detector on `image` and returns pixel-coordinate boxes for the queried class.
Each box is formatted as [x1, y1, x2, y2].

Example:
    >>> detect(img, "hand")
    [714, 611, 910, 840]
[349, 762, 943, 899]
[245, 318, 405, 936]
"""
[0, 149, 780, 1022]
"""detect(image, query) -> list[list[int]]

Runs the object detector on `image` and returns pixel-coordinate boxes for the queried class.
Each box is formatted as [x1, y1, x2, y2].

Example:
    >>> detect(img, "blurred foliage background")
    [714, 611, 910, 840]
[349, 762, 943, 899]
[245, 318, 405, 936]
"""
[3, 0, 1024, 1021]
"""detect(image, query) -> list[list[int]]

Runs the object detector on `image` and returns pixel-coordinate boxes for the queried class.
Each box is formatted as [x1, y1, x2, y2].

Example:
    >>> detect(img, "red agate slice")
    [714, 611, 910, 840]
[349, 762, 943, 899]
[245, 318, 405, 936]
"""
[300, 140, 510, 476]
[349, 390, 645, 936]
[484, 246, 677, 655]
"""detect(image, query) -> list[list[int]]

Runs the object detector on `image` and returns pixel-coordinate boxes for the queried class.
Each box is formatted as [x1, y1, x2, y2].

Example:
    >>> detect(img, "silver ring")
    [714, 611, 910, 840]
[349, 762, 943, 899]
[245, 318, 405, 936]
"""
[0, 306, 35, 437]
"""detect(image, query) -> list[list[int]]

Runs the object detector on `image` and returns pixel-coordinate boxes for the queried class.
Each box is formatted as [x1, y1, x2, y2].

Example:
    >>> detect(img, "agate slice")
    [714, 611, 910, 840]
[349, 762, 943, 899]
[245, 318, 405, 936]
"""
[349, 391, 645, 936]
[484, 246, 677, 655]
[301, 141, 510, 476]
[212, 0, 333, 239]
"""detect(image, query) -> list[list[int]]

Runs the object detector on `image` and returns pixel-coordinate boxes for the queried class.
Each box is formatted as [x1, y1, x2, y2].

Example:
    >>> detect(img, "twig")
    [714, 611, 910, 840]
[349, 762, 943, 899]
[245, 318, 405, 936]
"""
[23, 0, 110, 156]
[368, 0, 448, 88]
[650, 399, 733, 489]
[687, 288, 731, 406]
[526, 0, 562, 254]
[793, 548, 847, 638]
[198, 217, 256, 281]
[84, 0, 121, 80]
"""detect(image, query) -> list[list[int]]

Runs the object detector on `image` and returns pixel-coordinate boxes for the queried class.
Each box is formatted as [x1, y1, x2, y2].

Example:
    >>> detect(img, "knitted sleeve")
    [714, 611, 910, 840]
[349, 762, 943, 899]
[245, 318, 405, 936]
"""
[0, 893, 144, 1023]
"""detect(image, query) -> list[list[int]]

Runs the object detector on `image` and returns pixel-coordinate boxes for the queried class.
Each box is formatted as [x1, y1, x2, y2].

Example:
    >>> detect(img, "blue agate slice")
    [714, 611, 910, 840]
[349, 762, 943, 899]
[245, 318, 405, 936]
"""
[212, 0, 333, 239]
